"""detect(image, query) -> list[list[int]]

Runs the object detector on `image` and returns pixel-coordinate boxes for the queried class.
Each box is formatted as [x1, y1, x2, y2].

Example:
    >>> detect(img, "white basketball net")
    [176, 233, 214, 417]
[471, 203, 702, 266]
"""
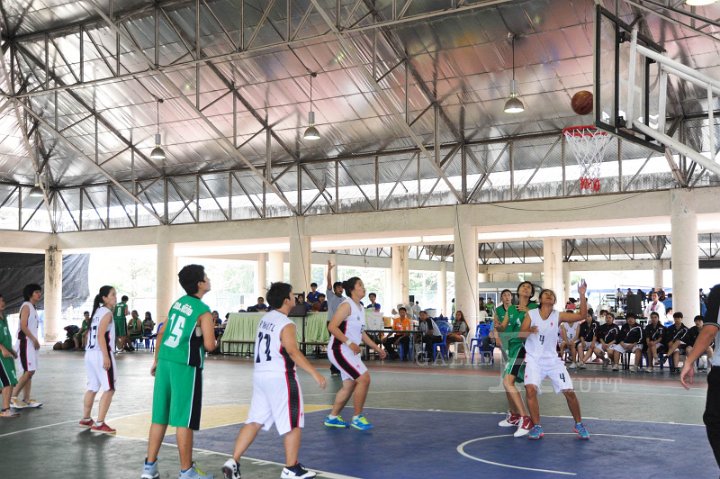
[563, 126, 612, 193]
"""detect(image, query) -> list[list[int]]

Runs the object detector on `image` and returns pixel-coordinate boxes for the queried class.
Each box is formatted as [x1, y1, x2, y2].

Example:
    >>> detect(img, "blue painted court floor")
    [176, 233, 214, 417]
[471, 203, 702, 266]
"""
[168, 407, 716, 478]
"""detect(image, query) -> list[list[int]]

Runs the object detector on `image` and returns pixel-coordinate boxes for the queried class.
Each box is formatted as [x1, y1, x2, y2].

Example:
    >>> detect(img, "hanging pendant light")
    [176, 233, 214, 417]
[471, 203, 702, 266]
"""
[504, 35, 525, 114]
[303, 73, 320, 141]
[150, 98, 166, 160]
[29, 173, 43, 198]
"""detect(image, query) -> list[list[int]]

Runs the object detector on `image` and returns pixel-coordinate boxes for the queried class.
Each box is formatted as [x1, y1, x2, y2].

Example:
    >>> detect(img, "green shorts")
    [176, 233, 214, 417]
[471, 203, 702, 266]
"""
[502, 344, 526, 383]
[0, 355, 18, 387]
[151, 360, 203, 430]
[114, 319, 127, 337]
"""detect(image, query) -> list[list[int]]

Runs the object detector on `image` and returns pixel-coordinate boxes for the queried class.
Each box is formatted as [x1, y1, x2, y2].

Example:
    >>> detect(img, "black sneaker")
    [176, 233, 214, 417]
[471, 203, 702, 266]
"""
[280, 463, 316, 478]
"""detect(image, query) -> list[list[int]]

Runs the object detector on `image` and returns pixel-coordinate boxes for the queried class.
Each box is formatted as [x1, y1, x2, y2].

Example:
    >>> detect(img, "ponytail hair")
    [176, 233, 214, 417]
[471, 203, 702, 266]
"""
[91, 285, 114, 319]
[343, 277, 361, 296]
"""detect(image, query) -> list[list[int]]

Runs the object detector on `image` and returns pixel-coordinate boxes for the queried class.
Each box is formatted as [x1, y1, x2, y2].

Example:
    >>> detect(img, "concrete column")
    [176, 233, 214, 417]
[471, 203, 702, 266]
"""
[543, 237, 565, 306]
[257, 253, 267, 298]
[454, 218, 478, 331]
[439, 261, 447, 316]
[671, 189, 699, 326]
[289, 217, 311, 294]
[653, 261, 664, 290]
[391, 245, 409, 310]
[563, 263, 571, 304]
[43, 246, 62, 342]
[156, 228, 176, 325]
[268, 251, 284, 285]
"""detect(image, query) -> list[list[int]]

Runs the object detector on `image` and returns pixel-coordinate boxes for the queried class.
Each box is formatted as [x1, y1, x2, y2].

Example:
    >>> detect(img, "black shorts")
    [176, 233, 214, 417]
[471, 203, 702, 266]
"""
[508, 346, 526, 377]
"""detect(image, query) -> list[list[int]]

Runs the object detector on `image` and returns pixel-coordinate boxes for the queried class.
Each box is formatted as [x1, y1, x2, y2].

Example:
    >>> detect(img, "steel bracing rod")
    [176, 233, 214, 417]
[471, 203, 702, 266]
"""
[5, 0, 513, 99]
[309, 0, 462, 203]
[156, 7, 302, 165]
[0, 32, 56, 232]
[15, 44, 163, 175]
[18, 103, 166, 224]
[84, 0, 299, 215]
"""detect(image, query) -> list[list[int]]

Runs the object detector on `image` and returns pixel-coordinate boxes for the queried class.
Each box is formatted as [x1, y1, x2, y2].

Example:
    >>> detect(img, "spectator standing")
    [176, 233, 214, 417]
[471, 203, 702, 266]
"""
[644, 291, 666, 319]
[0, 294, 19, 418]
[325, 261, 345, 376]
[114, 295, 129, 352]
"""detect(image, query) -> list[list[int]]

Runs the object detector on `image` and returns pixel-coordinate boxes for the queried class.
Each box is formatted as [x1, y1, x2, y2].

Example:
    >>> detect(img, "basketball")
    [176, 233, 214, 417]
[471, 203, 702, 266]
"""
[571, 90, 593, 115]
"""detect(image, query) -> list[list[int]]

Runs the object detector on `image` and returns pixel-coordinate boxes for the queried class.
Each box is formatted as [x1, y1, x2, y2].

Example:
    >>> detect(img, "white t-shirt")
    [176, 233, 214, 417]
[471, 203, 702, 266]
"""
[17, 301, 38, 340]
[86, 306, 115, 353]
[560, 321, 579, 340]
[525, 309, 561, 361]
[644, 301, 666, 319]
[330, 298, 365, 345]
[254, 310, 295, 376]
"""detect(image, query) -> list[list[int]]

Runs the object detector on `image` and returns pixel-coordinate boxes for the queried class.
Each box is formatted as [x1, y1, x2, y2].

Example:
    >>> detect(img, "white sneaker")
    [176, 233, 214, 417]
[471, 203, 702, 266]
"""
[645, 367, 654, 373]
[578, 362, 587, 370]
[221, 458, 240, 479]
[568, 362, 577, 370]
[498, 412, 520, 427]
[629, 365, 637, 373]
[280, 463, 316, 478]
[514, 416, 533, 437]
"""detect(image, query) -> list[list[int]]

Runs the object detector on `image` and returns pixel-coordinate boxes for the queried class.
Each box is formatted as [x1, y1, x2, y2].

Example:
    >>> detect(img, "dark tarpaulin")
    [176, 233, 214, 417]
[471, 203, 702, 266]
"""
[0, 253, 90, 313]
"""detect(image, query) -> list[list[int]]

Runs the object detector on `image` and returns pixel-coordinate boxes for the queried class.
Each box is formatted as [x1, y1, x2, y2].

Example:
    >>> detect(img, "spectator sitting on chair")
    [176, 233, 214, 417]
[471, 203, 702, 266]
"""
[366, 293, 381, 311]
[576, 312, 601, 369]
[685, 315, 714, 371]
[307, 282, 320, 304]
[382, 307, 412, 360]
[596, 312, 620, 370]
[559, 320, 580, 369]
[608, 313, 644, 372]
[644, 312, 664, 373]
[73, 311, 91, 350]
[446, 310, 469, 354]
[418, 310, 442, 363]
[142, 312, 155, 349]
[63, 324, 80, 350]
[663, 312, 689, 373]
[212, 310, 222, 327]
[127, 310, 143, 348]
[247, 297, 268, 312]
[311, 293, 328, 312]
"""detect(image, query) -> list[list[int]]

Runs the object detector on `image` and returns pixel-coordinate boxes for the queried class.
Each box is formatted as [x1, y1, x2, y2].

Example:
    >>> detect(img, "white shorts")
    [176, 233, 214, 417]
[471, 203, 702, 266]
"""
[246, 373, 304, 436]
[16, 338, 38, 372]
[524, 356, 573, 394]
[611, 343, 643, 354]
[328, 341, 368, 381]
[85, 351, 117, 392]
[578, 341, 602, 353]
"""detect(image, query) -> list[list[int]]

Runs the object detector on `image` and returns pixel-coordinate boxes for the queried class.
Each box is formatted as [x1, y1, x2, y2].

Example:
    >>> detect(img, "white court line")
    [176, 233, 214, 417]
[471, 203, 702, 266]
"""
[457, 433, 676, 476]
[0, 411, 143, 439]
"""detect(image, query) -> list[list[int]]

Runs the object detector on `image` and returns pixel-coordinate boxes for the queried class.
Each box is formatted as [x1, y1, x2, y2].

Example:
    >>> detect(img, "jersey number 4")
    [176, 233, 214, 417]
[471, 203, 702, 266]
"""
[256, 333, 272, 363]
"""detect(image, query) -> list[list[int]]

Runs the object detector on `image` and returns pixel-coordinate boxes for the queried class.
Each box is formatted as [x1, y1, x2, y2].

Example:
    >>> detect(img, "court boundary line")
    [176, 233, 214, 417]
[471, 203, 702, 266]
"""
[457, 432, 676, 476]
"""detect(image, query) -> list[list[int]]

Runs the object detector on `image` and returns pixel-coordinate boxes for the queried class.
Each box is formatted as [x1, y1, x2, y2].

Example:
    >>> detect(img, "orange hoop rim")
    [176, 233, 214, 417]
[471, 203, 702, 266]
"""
[562, 125, 608, 137]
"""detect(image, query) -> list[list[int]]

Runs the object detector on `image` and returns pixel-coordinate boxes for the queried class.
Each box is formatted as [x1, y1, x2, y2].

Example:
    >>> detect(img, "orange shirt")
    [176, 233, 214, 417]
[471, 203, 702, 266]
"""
[393, 317, 411, 331]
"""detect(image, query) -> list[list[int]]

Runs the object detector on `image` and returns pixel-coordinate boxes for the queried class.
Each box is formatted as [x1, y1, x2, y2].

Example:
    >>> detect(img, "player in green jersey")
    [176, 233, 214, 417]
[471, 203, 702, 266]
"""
[0, 294, 20, 418]
[114, 295, 129, 352]
[141, 265, 216, 479]
[494, 281, 537, 437]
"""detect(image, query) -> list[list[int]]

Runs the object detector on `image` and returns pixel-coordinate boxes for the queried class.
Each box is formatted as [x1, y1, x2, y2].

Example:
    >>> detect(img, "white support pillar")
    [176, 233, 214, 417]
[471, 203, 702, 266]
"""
[43, 246, 62, 342]
[454, 219, 478, 331]
[439, 261, 448, 316]
[543, 237, 565, 306]
[156, 228, 176, 325]
[289, 217, 311, 294]
[563, 263, 571, 304]
[257, 253, 267, 298]
[391, 245, 409, 310]
[268, 251, 284, 285]
[653, 261, 664, 290]
[671, 189, 699, 326]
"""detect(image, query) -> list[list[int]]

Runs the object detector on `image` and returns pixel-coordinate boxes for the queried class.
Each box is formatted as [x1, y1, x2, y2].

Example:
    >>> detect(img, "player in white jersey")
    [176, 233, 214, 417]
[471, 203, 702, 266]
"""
[223, 282, 326, 479]
[325, 277, 386, 431]
[520, 281, 590, 440]
[79, 286, 118, 435]
[12, 283, 43, 409]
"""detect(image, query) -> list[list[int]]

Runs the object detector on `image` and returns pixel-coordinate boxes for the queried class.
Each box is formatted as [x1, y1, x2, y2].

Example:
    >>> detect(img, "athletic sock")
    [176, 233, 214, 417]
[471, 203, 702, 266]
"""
[352, 415, 359, 420]
[328, 415, 338, 420]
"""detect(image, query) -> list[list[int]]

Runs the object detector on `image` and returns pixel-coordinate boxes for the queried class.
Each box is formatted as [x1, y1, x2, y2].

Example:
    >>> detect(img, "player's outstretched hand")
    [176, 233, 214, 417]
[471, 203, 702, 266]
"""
[578, 280, 588, 297]
[314, 372, 327, 390]
[680, 362, 694, 390]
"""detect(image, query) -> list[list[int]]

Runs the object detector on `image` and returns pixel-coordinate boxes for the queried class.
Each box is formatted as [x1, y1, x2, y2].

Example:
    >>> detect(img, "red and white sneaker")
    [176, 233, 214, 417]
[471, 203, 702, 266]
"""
[498, 412, 521, 427]
[514, 416, 533, 437]
[90, 422, 116, 435]
[79, 417, 94, 428]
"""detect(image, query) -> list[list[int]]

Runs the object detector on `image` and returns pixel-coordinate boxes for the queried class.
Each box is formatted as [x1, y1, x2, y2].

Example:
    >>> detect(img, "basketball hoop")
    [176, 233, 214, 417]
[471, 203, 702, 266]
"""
[563, 125, 611, 194]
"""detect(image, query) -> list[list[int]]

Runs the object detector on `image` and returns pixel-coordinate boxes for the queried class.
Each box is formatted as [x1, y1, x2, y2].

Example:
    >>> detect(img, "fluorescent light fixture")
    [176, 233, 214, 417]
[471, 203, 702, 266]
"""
[422, 234, 454, 243]
[313, 237, 422, 248]
[175, 243, 289, 256]
[686, 0, 717, 5]
[477, 223, 671, 241]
